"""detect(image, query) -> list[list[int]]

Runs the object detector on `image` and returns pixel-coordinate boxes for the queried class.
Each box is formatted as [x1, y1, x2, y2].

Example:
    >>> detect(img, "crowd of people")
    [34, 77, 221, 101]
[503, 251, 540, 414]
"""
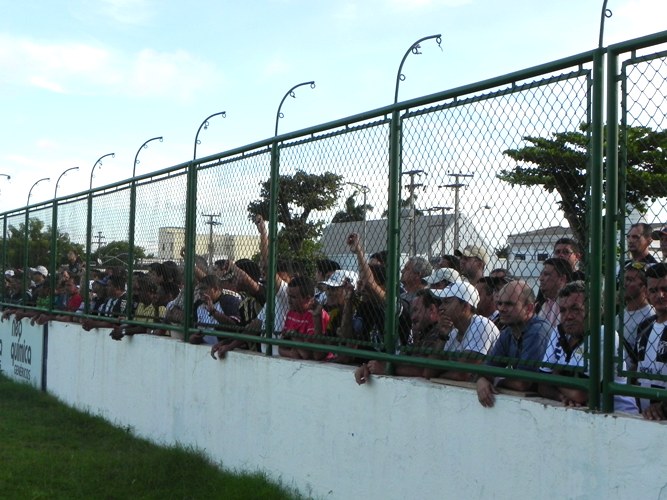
[2, 219, 667, 420]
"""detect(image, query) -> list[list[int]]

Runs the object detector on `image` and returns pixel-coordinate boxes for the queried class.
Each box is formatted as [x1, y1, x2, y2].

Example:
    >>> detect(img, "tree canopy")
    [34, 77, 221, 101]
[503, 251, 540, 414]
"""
[93, 241, 147, 268]
[247, 170, 343, 263]
[0, 218, 85, 270]
[332, 193, 373, 223]
[499, 124, 667, 247]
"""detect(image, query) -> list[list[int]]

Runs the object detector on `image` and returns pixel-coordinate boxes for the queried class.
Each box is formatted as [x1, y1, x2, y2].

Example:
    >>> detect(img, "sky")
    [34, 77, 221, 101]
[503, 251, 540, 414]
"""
[0, 0, 665, 214]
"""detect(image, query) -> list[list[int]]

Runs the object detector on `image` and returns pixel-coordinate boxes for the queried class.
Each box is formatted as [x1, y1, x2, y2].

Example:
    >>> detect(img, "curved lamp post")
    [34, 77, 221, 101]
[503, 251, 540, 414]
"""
[0, 174, 10, 180]
[54, 167, 79, 199]
[598, 0, 612, 48]
[274, 81, 316, 136]
[193, 112, 226, 160]
[90, 153, 115, 190]
[394, 34, 442, 104]
[133, 136, 163, 178]
[27, 177, 50, 206]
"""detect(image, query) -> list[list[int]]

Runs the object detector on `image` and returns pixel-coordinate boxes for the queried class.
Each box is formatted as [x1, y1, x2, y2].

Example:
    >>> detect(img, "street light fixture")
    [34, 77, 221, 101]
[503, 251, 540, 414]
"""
[27, 177, 50, 206]
[274, 81, 316, 136]
[394, 34, 442, 104]
[193, 111, 226, 160]
[90, 153, 115, 190]
[133, 136, 163, 178]
[54, 167, 79, 199]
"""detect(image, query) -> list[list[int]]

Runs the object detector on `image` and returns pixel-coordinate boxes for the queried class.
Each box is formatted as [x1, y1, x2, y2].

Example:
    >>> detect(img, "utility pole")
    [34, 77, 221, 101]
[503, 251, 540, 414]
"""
[202, 213, 221, 266]
[426, 206, 453, 258]
[95, 231, 106, 251]
[402, 169, 425, 257]
[439, 172, 473, 251]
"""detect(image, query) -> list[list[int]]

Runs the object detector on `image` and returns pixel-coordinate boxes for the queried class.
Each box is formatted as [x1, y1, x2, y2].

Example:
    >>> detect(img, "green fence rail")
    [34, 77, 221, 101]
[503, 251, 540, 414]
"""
[2, 30, 667, 414]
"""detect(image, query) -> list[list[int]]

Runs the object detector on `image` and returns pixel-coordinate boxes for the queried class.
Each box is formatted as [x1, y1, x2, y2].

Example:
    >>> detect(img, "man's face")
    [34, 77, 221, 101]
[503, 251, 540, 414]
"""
[460, 256, 481, 277]
[627, 226, 650, 255]
[66, 280, 78, 295]
[624, 268, 646, 302]
[489, 269, 506, 279]
[287, 286, 310, 312]
[326, 285, 345, 307]
[33, 272, 45, 284]
[539, 264, 565, 299]
[438, 297, 464, 323]
[557, 292, 586, 337]
[647, 276, 667, 316]
[475, 282, 494, 313]
[400, 262, 417, 285]
[200, 285, 221, 303]
[496, 284, 532, 326]
[553, 244, 579, 268]
[411, 296, 436, 334]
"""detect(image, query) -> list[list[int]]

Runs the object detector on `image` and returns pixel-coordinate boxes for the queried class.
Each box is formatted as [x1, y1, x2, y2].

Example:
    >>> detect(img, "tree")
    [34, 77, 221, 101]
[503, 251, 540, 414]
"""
[495, 244, 510, 259]
[92, 241, 147, 268]
[0, 218, 84, 270]
[499, 124, 667, 247]
[332, 193, 373, 223]
[247, 170, 343, 264]
[381, 193, 424, 218]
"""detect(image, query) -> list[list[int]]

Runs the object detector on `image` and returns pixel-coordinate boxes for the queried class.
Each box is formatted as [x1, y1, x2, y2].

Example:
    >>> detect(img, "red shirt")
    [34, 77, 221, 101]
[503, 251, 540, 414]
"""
[283, 310, 329, 337]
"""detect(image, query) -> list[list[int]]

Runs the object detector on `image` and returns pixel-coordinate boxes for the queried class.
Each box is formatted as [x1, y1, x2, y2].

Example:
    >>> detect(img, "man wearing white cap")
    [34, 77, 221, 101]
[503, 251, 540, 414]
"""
[315, 269, 359, 339]
[431, 280, 500, 381]
[458, 245, 488, 284]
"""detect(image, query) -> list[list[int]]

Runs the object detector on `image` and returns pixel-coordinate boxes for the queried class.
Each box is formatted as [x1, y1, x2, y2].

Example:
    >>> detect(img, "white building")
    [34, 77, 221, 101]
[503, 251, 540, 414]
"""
[157, 227, 259, 263]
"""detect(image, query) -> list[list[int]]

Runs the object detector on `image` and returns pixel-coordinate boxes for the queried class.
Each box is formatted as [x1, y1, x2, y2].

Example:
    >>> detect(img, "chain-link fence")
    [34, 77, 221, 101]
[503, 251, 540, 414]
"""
[2, 30, 667, 413]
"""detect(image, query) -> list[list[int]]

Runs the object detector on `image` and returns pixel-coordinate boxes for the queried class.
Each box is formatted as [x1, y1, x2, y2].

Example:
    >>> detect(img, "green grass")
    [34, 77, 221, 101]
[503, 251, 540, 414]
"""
[0, 375, 302, 499]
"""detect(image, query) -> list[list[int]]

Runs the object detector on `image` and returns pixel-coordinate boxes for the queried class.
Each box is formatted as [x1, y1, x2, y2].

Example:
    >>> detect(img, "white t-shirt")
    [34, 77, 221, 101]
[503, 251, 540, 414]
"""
[541, 327, 638, 414]
[258, 280, 289, 355]
[618, 304, 655, 368]
[442, 315, 500, 355]
[637, 319, 667, 411]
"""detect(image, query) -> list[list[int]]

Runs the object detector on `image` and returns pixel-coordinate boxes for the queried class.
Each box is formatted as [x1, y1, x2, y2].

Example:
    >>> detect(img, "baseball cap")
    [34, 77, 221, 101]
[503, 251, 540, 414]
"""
[320, 269, 358, 289]
[425, 267, 461, 285]
[652, 225, 667, 240]
[430, 280, 480, 308]
[4, 270, 14, 277]
[457, 245, 489, 265]
[32, 265, 49, 277]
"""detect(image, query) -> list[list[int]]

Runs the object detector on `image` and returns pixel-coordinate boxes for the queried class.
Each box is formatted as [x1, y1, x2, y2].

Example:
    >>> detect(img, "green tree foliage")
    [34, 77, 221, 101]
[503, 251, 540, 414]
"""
[93, 241, 147, 268]
[0, 218, 84, 270]
[247, 170, 343, 262]
[381, 193, 424, 218]
[499, 124, 667, 247]
[332, 192, 373, 223]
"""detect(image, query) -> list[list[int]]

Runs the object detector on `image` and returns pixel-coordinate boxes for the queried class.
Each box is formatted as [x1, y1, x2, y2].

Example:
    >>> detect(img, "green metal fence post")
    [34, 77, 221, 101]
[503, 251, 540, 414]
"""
[49, 200, 58, 313]
[385, 109, 402, 370]
[588, 48, 605, 411]
[265, 142, 279, 355]
[183, 160, 198, 341]
[602, 47, 620, 414]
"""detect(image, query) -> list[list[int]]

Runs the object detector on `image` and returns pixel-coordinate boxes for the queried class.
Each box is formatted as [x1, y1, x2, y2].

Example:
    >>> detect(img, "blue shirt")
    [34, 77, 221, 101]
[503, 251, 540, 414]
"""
[486, 316, 553, 372]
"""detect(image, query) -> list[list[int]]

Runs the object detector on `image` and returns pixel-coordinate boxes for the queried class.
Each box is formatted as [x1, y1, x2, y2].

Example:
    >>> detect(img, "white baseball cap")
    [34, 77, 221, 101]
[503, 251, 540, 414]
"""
[430, 280, 480, 308]
[320, 269, 358, 289]
[425, 267, 461, 285]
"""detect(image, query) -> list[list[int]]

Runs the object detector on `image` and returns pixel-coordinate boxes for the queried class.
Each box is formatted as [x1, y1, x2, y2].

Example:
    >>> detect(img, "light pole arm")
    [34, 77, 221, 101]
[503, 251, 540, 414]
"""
[394, 34, 442, 104]
[55, 167, 79, 199]
[27, 177, 50, 206]
[193, 111, 226, 160]
[90, 153, 115, 190]
[133, 136, 163, 178]
[274, 81, 315, 136]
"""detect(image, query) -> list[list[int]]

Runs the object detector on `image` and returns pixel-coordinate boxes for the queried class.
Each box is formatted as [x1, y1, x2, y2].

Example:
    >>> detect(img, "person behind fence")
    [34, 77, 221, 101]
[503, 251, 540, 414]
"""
[188, 274, 241, 346]
[80, 275, 128, 332]
[537, 281, 638, 413]
[433, 280, 500, 381]
[633, 263, 667, 420]
[355, 289, 443, 384]
[625, 222, 657, 266]
[535, 257, 573, 328]
[436, 254, 460, 272]
[314, 259, 341, 305]
[651, 224, 667, 262]
[619, 263, 654, 371]
[27, 265, 49, 306]
[316, 269, 358, 338]
[278, 275, 330, 361]
[457, 245, 487, 284]
[346, 232, 411, 349]
[475, 276, 509, 324]
[476, 280, 552, 408]
[400, 256, 432, 304]
[553, 237, 585, 281]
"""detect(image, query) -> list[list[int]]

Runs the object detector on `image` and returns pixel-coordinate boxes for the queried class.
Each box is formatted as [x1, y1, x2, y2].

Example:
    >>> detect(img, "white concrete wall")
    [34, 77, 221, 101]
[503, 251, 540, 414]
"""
[40, 321, 667, 499]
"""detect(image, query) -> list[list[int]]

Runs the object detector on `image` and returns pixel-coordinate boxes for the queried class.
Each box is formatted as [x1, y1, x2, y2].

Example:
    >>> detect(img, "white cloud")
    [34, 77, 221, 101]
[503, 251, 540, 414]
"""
[607, 0, 667, 43]
[263, 55, 291, 77]
[0, 34, 224, 102]
[95, 0, 155, 25]
[388, 0, 471, 11]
